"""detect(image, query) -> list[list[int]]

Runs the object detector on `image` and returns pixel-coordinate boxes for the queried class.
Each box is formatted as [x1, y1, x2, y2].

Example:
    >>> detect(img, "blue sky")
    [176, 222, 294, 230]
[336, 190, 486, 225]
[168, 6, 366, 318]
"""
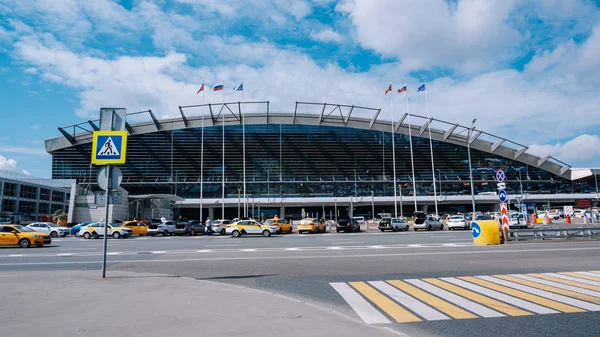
[1, 0, 600, 177]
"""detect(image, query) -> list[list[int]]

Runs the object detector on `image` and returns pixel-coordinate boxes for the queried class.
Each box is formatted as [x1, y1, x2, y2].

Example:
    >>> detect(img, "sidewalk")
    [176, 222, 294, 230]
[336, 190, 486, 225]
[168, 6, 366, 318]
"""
[0, 270, 402, 337]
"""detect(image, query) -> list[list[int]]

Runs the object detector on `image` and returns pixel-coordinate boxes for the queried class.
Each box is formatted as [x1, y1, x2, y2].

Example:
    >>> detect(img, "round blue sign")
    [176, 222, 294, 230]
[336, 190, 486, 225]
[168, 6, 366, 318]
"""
[471, 222, 481, 238]
[496, 170, 505, 182]
[498, 190, 507, 203]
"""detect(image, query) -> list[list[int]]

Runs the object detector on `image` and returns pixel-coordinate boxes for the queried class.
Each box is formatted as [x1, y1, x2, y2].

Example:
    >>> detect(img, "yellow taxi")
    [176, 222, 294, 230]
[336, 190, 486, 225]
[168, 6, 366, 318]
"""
[264, 218, 292, 234]
[298, 218, 326, 234]
[122, 221, 148, 236]
[226, 220, 278, 238]
[0, 224, 52, 248]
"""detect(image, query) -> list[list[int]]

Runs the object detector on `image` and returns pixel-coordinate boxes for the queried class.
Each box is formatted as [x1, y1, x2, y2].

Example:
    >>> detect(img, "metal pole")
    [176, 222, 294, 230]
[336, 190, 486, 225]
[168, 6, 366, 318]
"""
[354, 169, 357, 197]
[101, 165, 111, 279]
[200, 83, 204, 222]
[252, 195, 255, 218]
[242, 89, 247, 218]
[438, 169, 442, 197]
[390, 80, 398, 218]
[405, 88, 417, 212]
[467, 121, 476, 214]
[267, 171, 270, 201]
[334, 198, 337, 222]
[595, 169, 599, 196]
[237, 188, 241, 219]
[424, 85, 438, 216]
[371, 190, 375, 221]
[222, 81, 225, 220]
[399, 184, 403, 218]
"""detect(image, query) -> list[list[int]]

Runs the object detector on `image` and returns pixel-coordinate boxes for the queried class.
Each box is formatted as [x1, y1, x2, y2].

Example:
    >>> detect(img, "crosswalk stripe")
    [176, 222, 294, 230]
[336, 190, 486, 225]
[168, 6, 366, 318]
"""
[426, 278, 532, 316]
[540, 273, 600, 291]
[551, 272, 600, 287]
[530, 273, 600, 292]
[477, 276, 600, 311]
[386, 280, 477, 320]
[446, 277, 553, 315]
[589, 271, 600, 276]
[330, 283, 391, 324]
[461, 276, 581, 313]
[369, 281, 450, 321]
[498, 275, 600, 304]
[349, 282, 421, 323]
[406, 279, 504, 318]
[563, 272, 600, 283]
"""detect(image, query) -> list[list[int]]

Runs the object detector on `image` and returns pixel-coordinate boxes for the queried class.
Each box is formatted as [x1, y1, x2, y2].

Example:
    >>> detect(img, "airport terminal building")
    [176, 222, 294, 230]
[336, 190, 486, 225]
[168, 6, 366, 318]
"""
[45, 102, 599, 221]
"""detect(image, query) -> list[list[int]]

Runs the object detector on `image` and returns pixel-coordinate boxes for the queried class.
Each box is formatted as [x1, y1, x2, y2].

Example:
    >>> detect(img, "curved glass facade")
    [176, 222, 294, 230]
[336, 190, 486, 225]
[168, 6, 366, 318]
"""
[52, 124, 590, 198]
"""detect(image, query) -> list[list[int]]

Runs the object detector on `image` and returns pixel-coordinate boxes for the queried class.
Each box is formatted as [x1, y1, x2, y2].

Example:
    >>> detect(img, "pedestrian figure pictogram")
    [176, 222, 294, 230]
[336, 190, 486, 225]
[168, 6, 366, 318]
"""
[98, 137, 120, 156]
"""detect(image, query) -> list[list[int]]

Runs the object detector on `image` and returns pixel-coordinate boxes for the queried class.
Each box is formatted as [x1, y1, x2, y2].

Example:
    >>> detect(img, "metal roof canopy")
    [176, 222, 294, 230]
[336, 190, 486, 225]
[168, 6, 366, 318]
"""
[128, 194, 184, 202]
[48, 101, 573, 180]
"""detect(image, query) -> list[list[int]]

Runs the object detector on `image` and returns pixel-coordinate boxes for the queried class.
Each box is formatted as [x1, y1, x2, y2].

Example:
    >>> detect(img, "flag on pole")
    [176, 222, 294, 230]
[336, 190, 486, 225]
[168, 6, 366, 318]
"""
[385, 84, 392, 94]
[196, 83, 204, 94]
[398, 85, 407, 93]
[233, 83, 244, 91]
[213, 84, 224, 91]
[417, 84, 426, 92]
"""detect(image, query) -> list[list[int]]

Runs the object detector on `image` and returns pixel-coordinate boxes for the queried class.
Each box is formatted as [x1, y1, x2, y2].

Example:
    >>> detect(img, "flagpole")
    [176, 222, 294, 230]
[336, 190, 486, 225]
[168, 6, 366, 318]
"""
[242, 87, 247, 218]
[222, 81, 225, 220]
[424, 82, 439, 217]
[406, 86, 418, 213]
[200, 81, 204, 222]
[390, 80, 398, 219]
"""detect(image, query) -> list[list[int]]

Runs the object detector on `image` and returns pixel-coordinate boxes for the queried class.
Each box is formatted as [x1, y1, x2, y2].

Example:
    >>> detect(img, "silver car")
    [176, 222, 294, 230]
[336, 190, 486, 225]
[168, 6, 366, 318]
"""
[413, 212, 444, 231]
[448, 215, 470, 230]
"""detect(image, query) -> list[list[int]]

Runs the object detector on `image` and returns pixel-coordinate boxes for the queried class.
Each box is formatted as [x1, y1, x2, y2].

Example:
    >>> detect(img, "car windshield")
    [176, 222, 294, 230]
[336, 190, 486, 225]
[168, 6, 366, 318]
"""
[450, 216, 463, 220]
[264, 220, 275, 225]
[476, 215, 492, 220]
[13, 225, 34, 232]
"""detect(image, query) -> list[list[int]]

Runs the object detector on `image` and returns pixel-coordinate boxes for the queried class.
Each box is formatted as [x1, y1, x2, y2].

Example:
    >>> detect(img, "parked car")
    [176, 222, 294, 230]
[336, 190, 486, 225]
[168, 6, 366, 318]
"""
[352, 216, 365, 225]
[26, 222, 70, 238]
[475, 214, 493, 221]
[147, 220, 177, 236]
[121, 221, 148, 236]
[298, 218, 326, 234]
[79, 222, 132, 239]
[210, 219, 233, 235]
[0, 225, 52, 248]
[447, 215, 470, 230]
[264, 218, 292, 233]
[336, 217, 360, 233]
[226, 220, 277, 237]
[378, 217, 409, 232]
[71, 221, 94, 236]
[174, 220, 205, 236]
[413, 212, 444, 231]
[509, 213, 527, 229]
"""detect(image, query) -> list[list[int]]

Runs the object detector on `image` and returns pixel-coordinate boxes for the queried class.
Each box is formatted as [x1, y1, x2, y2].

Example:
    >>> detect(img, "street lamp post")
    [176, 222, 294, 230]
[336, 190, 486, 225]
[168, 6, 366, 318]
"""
[467, 118, 477, 214]
[354, 169, 358, 198]
[267, 171, 270, 201]
[436, 169, 442, 198]
[371, 191, 375, 222]
[594, 169, 599, 197]
[237, 188, 241, 219]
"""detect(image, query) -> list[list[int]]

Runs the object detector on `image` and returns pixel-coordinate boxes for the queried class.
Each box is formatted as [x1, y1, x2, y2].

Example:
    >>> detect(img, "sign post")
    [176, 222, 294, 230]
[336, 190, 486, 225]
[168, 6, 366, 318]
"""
[92, 109, 127, 278]
[496, 169, 509, 243]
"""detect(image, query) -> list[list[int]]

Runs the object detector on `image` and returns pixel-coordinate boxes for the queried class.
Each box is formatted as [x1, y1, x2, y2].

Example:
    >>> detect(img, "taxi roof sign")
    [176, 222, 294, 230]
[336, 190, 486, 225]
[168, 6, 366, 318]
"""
[91, 131, 127, 165]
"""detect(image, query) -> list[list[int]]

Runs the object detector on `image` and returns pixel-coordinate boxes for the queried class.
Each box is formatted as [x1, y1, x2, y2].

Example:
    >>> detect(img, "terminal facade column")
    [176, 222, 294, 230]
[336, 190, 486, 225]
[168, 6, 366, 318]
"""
[208, 207, 215, 220]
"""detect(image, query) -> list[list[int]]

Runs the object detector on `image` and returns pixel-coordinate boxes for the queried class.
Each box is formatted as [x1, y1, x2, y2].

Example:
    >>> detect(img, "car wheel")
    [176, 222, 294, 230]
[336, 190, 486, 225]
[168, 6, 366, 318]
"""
[190, 230, 196, 236]
[19, 238, 31, 248]
[220, 228, 226, 236]
[232, 230, 241, 238]
[112, 232, 121, 239]
[50, 231, 58, 238]
[83, 232, 91, 239]
[405, 226, 409, 231]
[75, 232, 80, 237]
[262, 230, 271, 237]
[289, 228, 293, 234]
[449, 227, 453, 231]
[414, 228, 418, 231]
[162, 230, 169, 236]
[380, 228, 385, 232]
[427, 225, 432, 231]
[439, 225, 444, 231]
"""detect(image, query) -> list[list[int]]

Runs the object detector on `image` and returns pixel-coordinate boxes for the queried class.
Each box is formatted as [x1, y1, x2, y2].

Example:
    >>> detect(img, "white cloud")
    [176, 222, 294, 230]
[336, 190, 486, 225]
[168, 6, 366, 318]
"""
[22, 169, 31, 176]
[0, 155, 18, 170]
[528, 134, 600, 162]
[310, 28, 343, 43]
[31, 124, 41, 130]
[175, 0, 312, 21]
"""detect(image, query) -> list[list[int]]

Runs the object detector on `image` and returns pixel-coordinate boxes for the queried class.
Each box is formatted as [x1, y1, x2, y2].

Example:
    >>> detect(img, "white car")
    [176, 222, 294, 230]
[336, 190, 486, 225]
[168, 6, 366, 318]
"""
[147, 220, 177, 236]
[78, 222, 132, 239]
[208, 219, 232, 235]
[447, 215, 470, 230]
[509, 213, 527, 229]
[378, 218, 409, 232]
[26, 222, 70, 238]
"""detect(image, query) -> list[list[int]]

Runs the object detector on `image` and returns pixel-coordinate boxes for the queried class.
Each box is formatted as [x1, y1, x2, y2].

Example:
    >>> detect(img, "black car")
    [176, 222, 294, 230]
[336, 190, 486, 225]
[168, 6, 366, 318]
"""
[336, 217, 360, 233]
[174, 220, 205, 236]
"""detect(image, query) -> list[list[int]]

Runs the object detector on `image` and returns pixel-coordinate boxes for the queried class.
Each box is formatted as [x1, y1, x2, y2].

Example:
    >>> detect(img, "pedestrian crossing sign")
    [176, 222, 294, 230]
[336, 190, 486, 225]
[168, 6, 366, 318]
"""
[91, 131, 127, 165]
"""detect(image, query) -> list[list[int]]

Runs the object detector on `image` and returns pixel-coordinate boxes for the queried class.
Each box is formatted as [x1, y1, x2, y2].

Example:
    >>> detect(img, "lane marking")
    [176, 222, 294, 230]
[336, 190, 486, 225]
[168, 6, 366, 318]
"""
[529, 273, 600, 292]
[369, 281, 450, 321]
[151, 251, 167, 254]
[59, 248, 97, 251]
[386, 280, 476, 319]
[563, 272, 600, 283]
[327, 247, 343, 250]
[540, 273, 600, 291]
[241, 249, 257, 252]
[424, 278, 531, 316]
[7, 254, 24, 257]
[477, 275, 600, 311]
[196, 250, 212, 253]
[330, 283, 392, 324]
[497, 275, 600, 304]
[284, 248, 300, 251]
[56, 253, 73, 257]
[405, 279, 504, 318]
[349, 282, 421, 323]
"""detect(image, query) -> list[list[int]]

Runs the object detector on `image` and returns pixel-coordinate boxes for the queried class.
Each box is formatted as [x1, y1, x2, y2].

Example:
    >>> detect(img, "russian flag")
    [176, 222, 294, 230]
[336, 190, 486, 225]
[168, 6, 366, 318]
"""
[398, 85, 407, 93]
[213, 84, 224, 91]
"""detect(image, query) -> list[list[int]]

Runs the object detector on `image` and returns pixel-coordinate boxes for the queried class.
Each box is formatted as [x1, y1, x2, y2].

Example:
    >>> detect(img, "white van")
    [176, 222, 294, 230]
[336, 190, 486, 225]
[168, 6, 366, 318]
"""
[352, 216, 365, 224]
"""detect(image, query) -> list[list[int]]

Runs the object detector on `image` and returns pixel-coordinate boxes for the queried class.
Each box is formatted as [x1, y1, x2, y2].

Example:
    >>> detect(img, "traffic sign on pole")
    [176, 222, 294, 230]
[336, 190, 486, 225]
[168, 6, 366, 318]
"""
[91, 131, 128, 165]
[498, 189, 508, 203]
[496, 169, 505, 183]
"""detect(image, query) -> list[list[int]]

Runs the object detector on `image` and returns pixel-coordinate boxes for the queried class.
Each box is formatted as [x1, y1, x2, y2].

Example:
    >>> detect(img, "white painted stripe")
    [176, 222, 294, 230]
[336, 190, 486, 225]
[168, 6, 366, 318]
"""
[196, 250, 212, 253]
[478, 276, 600, 311]
[441, 277, 557, 314]
[56, 253, 73, 256]
[405, 279, 504, 318]
[327, 247, 343, 250]
[151, 251, 167, 254]
[330, 282, 391, 324]
[241, 249, 257, 252]
[284, 248, 300, 251]
[544, 273, 600, 287]
[8, 254, 24, 257]
[512, 274, 600, 298]
[573, 272, 600, 282]
[369, 281, 450, 321]
[107, 252, 122, 255]
[369, 245, 384, 249]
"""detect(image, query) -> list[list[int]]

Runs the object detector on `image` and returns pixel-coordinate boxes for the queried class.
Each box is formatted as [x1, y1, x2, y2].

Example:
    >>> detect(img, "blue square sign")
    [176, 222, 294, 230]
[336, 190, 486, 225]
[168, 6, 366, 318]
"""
[91, 131, 127, 164]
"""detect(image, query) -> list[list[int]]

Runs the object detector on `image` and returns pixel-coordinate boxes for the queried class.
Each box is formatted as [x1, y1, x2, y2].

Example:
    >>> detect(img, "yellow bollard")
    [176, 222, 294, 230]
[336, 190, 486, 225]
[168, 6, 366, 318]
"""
[471, 220, 501, 245]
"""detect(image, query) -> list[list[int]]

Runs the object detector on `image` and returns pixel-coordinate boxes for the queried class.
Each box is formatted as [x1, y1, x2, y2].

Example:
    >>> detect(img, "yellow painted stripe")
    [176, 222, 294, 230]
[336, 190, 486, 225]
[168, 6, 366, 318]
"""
[423, 278, 531, 316]
[494, 275, 600, 305]
[589, 271, 600, 276]
[349, 282, 421, 323]
[386, 280, 477, 320]
[560, 272, 600, 282]
[463, 276, 585, 313]
[529, 274, 600, 292]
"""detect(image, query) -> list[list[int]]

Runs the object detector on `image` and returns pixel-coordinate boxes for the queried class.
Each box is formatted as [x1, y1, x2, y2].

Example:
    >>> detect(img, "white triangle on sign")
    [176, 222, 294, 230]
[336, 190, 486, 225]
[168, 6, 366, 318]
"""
[97, 137, 120, 156]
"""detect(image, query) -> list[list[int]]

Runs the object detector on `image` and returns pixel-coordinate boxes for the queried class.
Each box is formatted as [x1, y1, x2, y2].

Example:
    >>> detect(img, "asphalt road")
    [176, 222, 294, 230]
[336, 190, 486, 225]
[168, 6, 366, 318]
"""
[2, 228, 600, 337]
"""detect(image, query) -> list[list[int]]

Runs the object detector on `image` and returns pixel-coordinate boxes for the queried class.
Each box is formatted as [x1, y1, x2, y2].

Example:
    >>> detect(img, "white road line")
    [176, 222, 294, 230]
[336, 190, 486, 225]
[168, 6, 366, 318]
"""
[7, 254, 24, 257]
[574, 272, 600, 280]
[196, 250, 213, 253]
[205, 244, 240, 247]
[56, 253, 73, 257]
[107, 252, 123, 256]
[330, 282, 391, 324]
[151, 251, 167, 254]
[510, 274, 600, 298]
[441, 277, 557, 314]
[241, 249, 257, 252]
[369, 281, 450, 321]
[543, 273, 600, 286]
[405, 279, 504, 318]
[478, 276, 600, 311]
[60, 248, 97, 251]
[327, 247, 343, 250]
[284, 248, 300, 251]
